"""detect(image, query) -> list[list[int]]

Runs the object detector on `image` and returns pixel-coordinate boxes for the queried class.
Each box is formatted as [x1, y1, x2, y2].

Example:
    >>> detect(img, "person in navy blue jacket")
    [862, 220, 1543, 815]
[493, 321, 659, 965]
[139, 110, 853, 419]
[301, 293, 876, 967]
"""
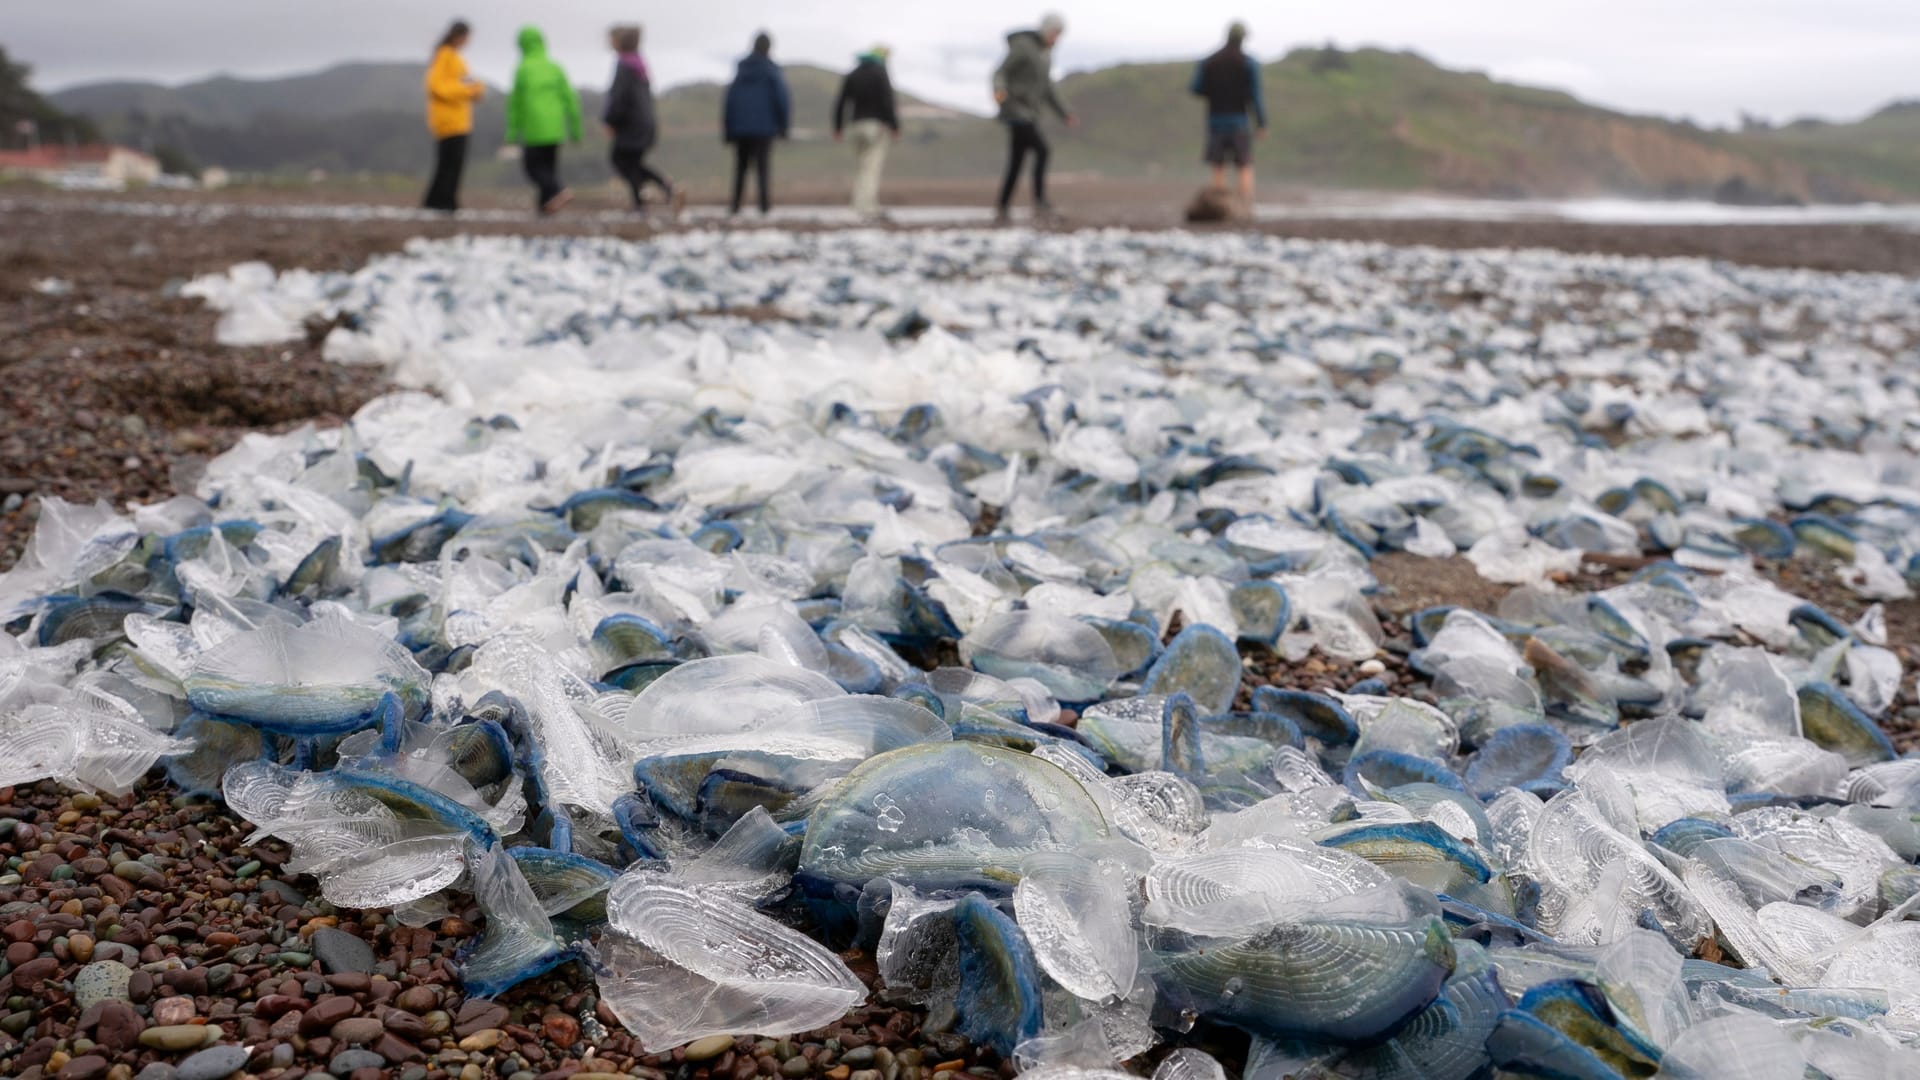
[1191, 22, 1268, 210]
[723, 32, 792, 216]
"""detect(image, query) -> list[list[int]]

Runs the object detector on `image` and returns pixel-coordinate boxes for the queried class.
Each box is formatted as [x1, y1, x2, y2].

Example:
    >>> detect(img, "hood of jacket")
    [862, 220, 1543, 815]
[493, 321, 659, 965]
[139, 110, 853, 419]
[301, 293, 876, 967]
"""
[1007, 29, 1044, 49]
[735, 53, 779, 83]
[517, 26, 548, 57]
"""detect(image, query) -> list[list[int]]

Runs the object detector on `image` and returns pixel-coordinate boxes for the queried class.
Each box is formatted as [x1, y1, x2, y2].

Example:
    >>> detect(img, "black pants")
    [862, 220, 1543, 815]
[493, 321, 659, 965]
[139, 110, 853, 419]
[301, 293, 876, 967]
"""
[730, 137, 773, 215]
[611, 148, 672, 208]
[423, 135, 468, 212]
[997, 122, 1050, 211]
[522, 144, 564, 208]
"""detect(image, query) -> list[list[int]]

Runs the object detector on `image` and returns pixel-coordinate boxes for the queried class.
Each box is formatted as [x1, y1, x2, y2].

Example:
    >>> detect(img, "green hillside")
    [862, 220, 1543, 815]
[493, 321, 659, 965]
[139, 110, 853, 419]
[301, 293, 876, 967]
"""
[1729, 102, 1920, 199]
[0, 45, 98, 149]
[42, 47, 1920, 202]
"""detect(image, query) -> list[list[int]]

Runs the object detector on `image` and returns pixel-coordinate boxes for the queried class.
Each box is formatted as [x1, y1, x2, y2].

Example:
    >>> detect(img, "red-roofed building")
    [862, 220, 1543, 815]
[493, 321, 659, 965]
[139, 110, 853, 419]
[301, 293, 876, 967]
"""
[0, 144, 161, 188]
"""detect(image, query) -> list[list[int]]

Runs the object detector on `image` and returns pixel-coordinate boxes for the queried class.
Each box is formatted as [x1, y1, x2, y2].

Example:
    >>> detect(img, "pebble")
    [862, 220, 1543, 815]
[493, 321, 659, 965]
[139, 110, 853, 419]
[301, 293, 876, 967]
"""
[395, 986, 437, 1014]
[783, 1058, 815, 1078]
[685, 1035, 737, 1062]
[310, 928, 376, 975]
[332, 1017, 384, 1045]
[301, 995, 359, 1035]
[134, 1066, 178, 1080]
[94, 1001, 144, 1051]
[328, 1049, 386, 1076]
[67, 933, 95, 964]
[458, 1028, 505, 1052]
[73, 962, 132, 1009]
[174, 1045, 248, 1080]
[59, 1055, 111, 1080]
[151, 997, 196, 1026]
[1358, 658, 1387, 675]
[540, 1014, 579, 1046]
[139, 1025, 217, 1052]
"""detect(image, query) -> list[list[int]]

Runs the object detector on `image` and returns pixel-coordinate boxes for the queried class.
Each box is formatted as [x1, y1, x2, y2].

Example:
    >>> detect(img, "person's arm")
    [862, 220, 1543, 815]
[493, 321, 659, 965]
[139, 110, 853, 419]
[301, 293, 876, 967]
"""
[459, 53, 483, 100]
[604, 66, 631, 128]
[775, 71, 792, 138]
[882, 70, 900, 133]
[1190, 60, 1206, 98]
[1045, 76, 1069, 121]
[1249, 55, 1267, 130]
[992, 51, 1012, 104]
[833, 76, 850, 135]
[564, 75, 583, 144]
[505, 67, 525, 143]
[426, 51, 461, 103]
[1041, 42, 1068, 120]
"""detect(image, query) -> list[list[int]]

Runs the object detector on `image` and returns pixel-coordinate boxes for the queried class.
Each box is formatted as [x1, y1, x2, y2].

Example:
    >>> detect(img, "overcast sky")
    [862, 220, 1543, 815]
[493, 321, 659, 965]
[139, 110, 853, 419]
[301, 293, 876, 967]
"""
[9, 0, 1919, 126]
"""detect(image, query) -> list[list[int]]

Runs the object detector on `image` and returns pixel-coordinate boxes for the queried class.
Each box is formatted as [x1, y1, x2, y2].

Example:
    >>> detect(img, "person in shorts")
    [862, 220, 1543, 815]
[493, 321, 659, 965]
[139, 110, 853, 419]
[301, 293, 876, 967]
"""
[1191, 21, 1267, 210]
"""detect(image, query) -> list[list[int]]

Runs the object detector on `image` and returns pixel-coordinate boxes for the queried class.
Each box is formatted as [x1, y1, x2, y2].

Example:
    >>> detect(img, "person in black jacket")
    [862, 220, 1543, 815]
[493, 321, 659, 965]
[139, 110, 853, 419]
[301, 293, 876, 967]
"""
[833, 46, 900, 219]
[602, 24, 682, 217]
[723, 33, 792, 216]
[1191, 21, 1268, 210]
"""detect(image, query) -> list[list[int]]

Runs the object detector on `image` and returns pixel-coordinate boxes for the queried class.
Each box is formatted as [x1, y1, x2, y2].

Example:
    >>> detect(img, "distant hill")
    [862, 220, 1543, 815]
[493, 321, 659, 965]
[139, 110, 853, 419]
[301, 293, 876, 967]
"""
[48, 48, 1920, 202]
[1728, 101, 1920, 200]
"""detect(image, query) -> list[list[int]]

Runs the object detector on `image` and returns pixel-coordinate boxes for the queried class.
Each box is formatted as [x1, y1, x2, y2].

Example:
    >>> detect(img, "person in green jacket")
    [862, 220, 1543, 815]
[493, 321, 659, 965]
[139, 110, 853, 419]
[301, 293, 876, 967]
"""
[507, 25, 583, 214]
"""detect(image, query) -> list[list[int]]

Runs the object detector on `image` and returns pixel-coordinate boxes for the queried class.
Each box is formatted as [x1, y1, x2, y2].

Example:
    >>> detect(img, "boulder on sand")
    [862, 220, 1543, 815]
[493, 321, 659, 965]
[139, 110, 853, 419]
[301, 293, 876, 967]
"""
[1185, 186, 1243, 224]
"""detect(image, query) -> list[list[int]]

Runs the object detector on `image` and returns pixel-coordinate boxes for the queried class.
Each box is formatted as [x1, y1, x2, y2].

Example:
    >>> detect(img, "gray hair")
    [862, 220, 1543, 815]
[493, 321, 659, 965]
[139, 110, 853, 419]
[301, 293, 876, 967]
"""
[1040, 13, 1066, 36]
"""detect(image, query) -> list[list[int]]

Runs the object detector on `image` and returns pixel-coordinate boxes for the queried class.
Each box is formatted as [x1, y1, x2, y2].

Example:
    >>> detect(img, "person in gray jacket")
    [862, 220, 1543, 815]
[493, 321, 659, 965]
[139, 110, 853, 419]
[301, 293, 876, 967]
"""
[992, 13, 1076, 224]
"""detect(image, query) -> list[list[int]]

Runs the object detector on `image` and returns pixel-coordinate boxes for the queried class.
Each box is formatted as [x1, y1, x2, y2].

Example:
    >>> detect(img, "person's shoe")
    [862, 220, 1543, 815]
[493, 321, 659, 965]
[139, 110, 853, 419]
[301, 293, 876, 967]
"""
[993, 207, 1013, 226]
[670, 186, 688, 221]
[1034, 202, 1063, 225]
[541, 188, 574, 214]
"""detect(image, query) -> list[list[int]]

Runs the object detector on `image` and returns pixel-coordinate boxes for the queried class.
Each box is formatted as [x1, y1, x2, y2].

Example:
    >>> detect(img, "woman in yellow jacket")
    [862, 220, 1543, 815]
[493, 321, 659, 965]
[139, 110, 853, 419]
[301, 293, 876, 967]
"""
[423, 20, 484, 213]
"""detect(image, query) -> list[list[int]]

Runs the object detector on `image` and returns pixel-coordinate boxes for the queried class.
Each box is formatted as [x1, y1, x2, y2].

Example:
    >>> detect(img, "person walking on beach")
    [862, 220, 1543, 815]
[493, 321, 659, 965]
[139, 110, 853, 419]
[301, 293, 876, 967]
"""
[993, 13, 1075, 225]
[422, 20, 483, 213]
[507, 25, 582, 214]
[603, 24, 683, 218]
[723, 33, 792, 217]
[834, 46, 900, 220]
[1192, 21, 1267, 212]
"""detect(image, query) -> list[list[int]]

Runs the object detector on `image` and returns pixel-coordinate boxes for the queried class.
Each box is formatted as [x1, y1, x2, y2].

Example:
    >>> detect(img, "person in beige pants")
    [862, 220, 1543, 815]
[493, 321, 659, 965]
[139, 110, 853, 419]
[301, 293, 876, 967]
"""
[833, 47, 901, 219]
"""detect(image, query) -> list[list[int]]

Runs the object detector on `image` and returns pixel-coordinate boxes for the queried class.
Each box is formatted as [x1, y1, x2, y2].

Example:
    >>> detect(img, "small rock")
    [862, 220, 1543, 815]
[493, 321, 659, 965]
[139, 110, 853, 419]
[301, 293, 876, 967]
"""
[12, 955, 59, 986]
[782, 1058, 814, 1078]
[458, 1028, 505, 1052]
[1358, 658, 1387, 676]
[302, 995, 359, 1036]
[685, 1035, 736, 1062]
[151, 997, 196, 1026]
[540, 1014, 578, 1046]
[332, 1017, 384, 1045]
[94, 1002, 144, 1052]
[257, 879, 308, 906]
[73, 961, 133, 1009]
[68, 933, 96, 964]
[452, 1000, 508, 1038]
[175, 1045, 248, 1080]
[59, 1055, 111, 1080]
[329, 1049, 386, 1076]
[139, 1025, 215, 1052]
[133, 1066, 177, 1080]
[310, 928, 376, 976]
